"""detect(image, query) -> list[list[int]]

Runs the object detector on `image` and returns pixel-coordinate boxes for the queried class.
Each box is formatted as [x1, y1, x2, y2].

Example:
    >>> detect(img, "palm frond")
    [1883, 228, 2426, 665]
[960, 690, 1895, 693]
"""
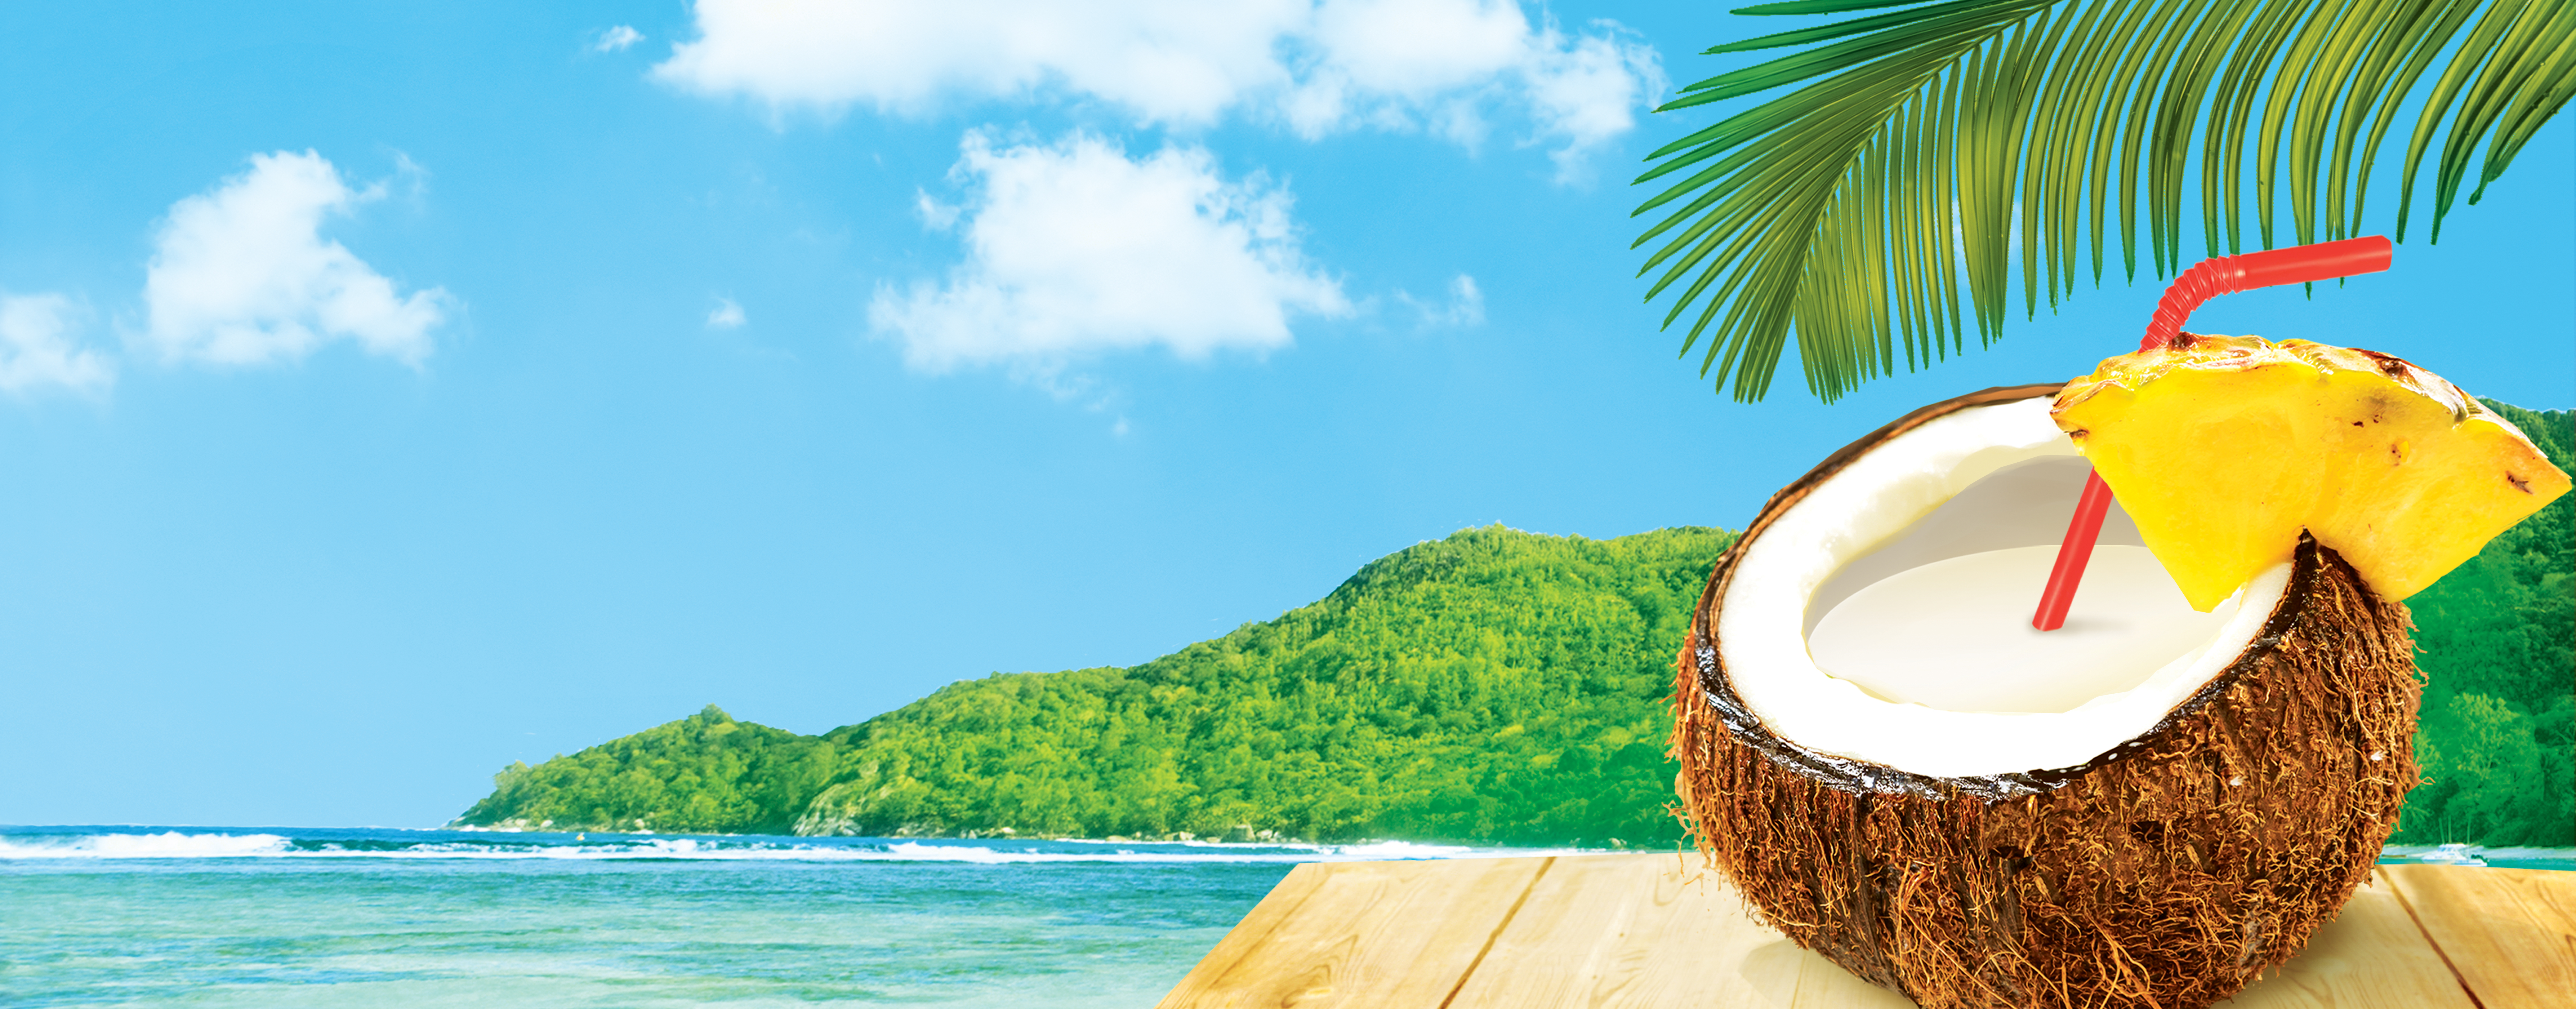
[1636, 0, 2576, 403]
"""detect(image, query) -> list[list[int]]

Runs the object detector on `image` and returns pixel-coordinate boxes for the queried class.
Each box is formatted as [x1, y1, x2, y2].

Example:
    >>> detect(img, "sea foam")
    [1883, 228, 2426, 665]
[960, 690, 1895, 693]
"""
[0, 831, 292, 859]
[0, 828, 1587, 863]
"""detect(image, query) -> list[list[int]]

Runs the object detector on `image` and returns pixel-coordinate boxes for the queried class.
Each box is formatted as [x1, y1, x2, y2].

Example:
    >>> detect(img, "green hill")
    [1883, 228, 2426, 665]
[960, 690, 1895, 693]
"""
[456, 704, 839, 835]
[458, 405, 2571, 846]
[458, 525, 1735, 845]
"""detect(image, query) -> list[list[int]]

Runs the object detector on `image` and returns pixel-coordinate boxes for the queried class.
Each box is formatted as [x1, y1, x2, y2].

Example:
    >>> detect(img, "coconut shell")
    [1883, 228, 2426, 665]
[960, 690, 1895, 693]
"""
[1670, 385, 2420, 1009]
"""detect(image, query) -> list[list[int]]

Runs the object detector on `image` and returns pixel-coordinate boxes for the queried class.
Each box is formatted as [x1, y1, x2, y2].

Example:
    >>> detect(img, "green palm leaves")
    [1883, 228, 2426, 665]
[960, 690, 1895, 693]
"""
[1634, 0, 2575, 402]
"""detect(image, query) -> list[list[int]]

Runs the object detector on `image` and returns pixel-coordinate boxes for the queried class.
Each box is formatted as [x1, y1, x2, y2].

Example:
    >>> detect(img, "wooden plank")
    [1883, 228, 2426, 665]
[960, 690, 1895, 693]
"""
[1157, 862, 1337, 1006]
[2215, 869, 2477, 1009]
[1446, 852, 1911, 1009]
[1454, 855, 2473, 1009]
[1156, 855, 1550, 1009]
[2381, 864, 2576, 1009]
[1164, 858, 2548, 1009]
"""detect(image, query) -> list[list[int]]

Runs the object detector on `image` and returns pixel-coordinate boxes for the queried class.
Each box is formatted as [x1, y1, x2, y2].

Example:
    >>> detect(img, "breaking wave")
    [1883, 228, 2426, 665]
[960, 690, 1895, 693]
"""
[0, 827, 1588, 864]
[0, 831, 295, 859]
[4, 829, 2564, 870]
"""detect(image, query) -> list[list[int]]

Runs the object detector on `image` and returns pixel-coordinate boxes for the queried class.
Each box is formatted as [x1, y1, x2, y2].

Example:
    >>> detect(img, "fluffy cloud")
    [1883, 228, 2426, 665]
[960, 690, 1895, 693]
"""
[0, 292, 113, 395]
[658, 0, 1292, 125]
[142, 151, 452, 367]
[870, 131, 1348, 371]
[654, 0, 1662, 169]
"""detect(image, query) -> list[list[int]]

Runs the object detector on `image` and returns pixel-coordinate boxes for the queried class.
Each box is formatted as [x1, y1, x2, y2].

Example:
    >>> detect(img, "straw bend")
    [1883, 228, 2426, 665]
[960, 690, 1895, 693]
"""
[2139, 236, 2394, 351]
[2034, 235, 2394, 631]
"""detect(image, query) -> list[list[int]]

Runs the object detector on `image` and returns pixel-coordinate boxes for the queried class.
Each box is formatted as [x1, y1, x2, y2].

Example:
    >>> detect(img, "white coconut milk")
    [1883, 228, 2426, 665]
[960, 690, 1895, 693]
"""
[1805, 545, 2239, 715]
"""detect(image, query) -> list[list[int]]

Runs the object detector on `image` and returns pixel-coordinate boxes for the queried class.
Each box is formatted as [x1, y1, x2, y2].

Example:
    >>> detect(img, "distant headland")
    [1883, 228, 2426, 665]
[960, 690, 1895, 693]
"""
[456, 403, 2571, 848]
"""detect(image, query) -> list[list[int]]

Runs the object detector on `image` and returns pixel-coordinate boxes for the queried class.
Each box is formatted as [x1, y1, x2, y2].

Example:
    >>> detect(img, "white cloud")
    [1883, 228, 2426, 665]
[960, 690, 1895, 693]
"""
[1400, 273, 1484, 328]
[595, 25, 645, 52]
[654, 0, 1662, 171]
[1520, 26, 1663, 180]
[0, 292, 113, 395]
[142, 151, 452, 368]
[707, 297, 746, 328]
[656, 0, 1293, 125]
[870, 131, 1349, 372]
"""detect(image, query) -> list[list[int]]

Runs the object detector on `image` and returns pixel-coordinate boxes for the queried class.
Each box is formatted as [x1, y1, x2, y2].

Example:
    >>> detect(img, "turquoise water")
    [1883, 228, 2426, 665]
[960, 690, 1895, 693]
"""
[5, 827, 2563, 1007]
[0, 826, 1567, 1007]
[2378, 843, 2576, 872]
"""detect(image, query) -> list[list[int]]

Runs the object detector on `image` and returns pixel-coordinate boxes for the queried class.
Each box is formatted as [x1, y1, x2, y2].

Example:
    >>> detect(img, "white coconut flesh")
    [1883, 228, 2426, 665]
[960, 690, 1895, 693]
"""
[1720, 396, 2293, 779]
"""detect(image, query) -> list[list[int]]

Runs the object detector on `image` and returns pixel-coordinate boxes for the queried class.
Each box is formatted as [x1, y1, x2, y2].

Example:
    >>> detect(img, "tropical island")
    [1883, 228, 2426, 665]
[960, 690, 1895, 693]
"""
[456, 402, 2569, 848]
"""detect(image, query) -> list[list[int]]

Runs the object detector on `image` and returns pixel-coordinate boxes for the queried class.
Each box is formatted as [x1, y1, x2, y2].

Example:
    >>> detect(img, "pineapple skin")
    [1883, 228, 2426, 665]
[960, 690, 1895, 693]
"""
[2054, 334, 2571, 610]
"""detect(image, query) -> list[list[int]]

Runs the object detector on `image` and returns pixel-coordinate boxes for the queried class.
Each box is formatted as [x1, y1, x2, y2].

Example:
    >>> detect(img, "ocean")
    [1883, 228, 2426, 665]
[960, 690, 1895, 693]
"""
[0, 826, 1582, 1007]
[3, 826, 2564, 1007]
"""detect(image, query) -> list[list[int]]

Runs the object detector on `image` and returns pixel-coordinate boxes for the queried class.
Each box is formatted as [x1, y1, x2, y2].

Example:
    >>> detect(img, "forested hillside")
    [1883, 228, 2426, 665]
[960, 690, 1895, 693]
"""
[458, 408, 2571, 846]
[456, 705, 837, 835]
[459, 525, 1733, 845]
[2390, 402, 2573, 846]
[793, 526, 1730, 845]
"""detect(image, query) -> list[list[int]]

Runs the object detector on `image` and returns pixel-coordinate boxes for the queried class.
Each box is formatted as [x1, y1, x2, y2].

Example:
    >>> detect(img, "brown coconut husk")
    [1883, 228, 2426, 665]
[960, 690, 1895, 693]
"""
[1669, 385, 2420, 1009]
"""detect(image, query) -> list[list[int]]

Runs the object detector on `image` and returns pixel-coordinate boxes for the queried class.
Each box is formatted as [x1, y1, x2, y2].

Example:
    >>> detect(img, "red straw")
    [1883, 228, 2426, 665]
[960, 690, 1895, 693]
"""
[2031, 236, 2393, 631]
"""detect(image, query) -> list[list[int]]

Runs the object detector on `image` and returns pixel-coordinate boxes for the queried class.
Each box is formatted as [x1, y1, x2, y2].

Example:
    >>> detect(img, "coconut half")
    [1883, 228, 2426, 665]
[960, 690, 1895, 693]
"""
[1673, 385, 2419, 1009]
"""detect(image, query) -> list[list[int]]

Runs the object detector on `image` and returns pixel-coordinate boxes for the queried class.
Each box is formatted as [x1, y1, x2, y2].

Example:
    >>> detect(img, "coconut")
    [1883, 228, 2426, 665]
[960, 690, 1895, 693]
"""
[1670, 384, 2419, 1009]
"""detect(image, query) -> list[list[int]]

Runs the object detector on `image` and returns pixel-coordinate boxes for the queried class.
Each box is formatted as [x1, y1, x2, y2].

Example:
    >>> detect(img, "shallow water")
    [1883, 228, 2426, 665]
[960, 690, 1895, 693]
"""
[4, 826, 2561, 1007]
[0, 826, 1580, 1007]
[2378, 843, 2576, 872]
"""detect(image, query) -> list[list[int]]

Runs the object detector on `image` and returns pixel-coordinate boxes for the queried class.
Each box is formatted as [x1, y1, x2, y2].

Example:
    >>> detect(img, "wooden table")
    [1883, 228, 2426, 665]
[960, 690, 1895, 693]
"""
[1156, 854, 2573, 1008]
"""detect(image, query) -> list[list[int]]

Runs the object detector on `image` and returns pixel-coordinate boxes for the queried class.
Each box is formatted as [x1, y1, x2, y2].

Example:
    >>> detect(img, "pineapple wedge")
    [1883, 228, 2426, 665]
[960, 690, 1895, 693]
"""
[2054, 334, 2570, 610]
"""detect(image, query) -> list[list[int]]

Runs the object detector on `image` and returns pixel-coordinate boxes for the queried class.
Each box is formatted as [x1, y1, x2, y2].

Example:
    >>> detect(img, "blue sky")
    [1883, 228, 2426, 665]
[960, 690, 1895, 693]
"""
[4, 1, 2569, 828]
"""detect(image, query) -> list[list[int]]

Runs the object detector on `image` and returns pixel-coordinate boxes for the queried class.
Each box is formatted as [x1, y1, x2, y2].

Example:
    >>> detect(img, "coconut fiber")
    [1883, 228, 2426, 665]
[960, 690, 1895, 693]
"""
[1669, 387, 2421, 1009]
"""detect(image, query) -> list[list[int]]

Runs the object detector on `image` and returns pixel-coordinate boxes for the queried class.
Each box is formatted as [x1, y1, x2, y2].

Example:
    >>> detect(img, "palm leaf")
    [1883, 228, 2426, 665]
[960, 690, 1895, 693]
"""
[1635, 0, 2576, 403]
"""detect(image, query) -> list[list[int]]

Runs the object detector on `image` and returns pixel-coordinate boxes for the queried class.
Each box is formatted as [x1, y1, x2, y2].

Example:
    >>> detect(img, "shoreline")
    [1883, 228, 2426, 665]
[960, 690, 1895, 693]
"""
[6, 824, 2572, 871]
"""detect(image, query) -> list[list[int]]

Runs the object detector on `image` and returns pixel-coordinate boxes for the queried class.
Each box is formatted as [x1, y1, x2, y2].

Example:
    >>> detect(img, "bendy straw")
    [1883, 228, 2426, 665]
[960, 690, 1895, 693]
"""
[2032, 236, 2394, 631]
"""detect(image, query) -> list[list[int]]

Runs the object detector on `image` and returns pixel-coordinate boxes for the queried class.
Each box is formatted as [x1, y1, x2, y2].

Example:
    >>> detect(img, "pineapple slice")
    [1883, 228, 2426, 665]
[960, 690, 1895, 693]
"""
[2054, 334, 2570, 610]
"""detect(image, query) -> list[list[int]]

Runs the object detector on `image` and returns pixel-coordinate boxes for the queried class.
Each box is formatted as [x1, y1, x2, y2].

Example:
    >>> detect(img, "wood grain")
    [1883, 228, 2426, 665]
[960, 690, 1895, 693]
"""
[2213, 869, 2476, 1009]
[2383, 864, 2576, 1009]
[1157, 862, 1337, 1008]
[1160, 856, 2555, 1008]
[1447, 852, 1911, 1009]
[1155, 855, 1549, 1009]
